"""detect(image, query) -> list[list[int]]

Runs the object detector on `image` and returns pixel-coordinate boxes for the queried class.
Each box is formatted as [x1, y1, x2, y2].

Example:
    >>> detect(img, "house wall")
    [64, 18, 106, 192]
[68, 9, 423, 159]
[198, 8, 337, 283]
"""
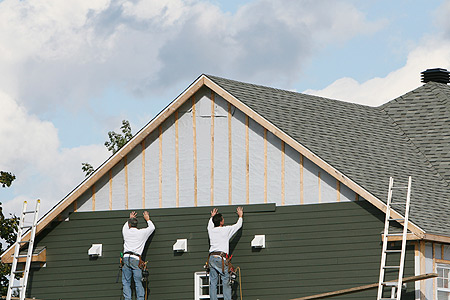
[28, 201, 416, 300]
[416, 242, 450, 300]
[71, 86, 359, 215]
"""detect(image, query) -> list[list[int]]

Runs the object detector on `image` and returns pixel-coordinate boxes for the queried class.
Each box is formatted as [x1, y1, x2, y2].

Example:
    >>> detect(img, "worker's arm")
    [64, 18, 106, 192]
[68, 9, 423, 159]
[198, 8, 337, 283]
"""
[207, 208, 218, 231]
[142, 211, 155, 237]
[227, 207, 243, 238]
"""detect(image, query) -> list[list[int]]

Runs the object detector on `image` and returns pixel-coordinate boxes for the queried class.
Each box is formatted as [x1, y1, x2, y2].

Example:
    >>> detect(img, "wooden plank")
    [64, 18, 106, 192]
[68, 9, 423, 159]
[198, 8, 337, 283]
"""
[159, 125, 163, 208]
[211, 92, 215, 206]
[281, 141, 285, 206]
[175, 111, 179, 208]
[337, 181, 340, 202]
[109, 170, 112, 211]
[73, 200, 77, 212]
[289, 273, 438, 300]
[246, 115, 249, 204]
[203, 76, 425, 238]
[433, 243, 436, 300]
[355, 193, 359, 201]
[420, 241, 426, 300]
[124, 156, 128, 210]
[192, 96, 198, 207]
[228, 102, 232, 205]
[442, 244, 445, 260]
[300, 154, 303, 205]
[141, 140, 145, 209]
[3, 248, 47, 264]
[264, 129, 268, 204]
[436, 258, 450, 264]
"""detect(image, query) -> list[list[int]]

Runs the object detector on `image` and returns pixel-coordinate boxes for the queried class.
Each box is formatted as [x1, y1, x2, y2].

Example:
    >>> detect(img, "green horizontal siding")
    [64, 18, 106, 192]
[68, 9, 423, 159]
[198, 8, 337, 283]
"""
[27, 202, 415, 300]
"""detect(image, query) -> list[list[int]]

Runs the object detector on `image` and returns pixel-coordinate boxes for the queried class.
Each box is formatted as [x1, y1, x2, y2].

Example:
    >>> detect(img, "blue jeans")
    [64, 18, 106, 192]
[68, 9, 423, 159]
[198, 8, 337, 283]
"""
[122, 256, 145, 300]
[209, 256, 231, 300]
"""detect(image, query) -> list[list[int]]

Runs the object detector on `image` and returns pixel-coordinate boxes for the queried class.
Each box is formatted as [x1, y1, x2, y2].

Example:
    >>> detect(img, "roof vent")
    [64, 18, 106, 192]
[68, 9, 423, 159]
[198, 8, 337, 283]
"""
[421, 68, 450, 84]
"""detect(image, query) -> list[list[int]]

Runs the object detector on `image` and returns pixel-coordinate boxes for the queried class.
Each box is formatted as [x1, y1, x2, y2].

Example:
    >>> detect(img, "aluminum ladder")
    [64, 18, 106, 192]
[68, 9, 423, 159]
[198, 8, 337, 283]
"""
[6, 200, 40, 300]
[377, 177, 412, 300]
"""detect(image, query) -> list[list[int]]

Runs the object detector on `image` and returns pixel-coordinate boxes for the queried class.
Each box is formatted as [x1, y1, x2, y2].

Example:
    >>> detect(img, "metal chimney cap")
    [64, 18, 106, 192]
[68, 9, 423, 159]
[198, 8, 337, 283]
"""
[421, 68, 450, 84]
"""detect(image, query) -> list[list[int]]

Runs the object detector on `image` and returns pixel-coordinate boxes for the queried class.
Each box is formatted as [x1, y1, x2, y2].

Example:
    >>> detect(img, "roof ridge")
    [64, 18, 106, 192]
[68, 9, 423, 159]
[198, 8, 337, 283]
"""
[205, 74, 373, 109]
[379, 104, 449, 188]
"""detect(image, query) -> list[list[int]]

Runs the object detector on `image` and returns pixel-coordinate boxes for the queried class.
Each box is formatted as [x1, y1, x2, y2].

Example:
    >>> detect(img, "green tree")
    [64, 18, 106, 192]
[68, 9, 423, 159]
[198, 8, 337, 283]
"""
[0, 171, 16, 188]
[0, 173, 18, 296]
[82, 120, 133, 177]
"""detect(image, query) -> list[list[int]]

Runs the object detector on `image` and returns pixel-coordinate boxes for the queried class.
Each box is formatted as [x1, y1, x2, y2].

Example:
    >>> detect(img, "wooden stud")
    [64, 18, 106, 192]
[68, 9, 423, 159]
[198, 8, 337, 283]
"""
[246, 115, 249, 204]
[109, 170, 112, 211]
[142, 141, 145, 209]
[175, 111, 180, 208]
[281, 141, 285, 206]
[193, 96, 198, 207]
[420, 241, 426, 300]
[337, 181, 341, 202]
[211, 92, 215, 206]
[318, 171, 321, 203]
[433, 243, 436, 300]
[355, 193, 359, 201]
[159, 126, 163, 208]
[442, 244, 445, 260]
[92, 185, 96, 212]
[73, 200, 77, 212]
[124, 156, 128, 210]
[300, 154, 304, 205]
[264, 129, 268, 204]
[228, 102, 232, 205]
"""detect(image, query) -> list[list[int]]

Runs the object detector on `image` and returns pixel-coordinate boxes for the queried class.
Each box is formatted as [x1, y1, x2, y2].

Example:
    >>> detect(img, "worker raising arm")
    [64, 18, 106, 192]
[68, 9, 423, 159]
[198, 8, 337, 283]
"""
[122, 211, 155, 300]
[207, 207, 243, 300]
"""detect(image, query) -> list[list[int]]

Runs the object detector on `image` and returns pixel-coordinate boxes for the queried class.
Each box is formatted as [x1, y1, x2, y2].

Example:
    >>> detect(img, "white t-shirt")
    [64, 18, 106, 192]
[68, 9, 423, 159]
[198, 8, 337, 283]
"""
[207, 217, 243, 254]
[122, 220, 155, 255]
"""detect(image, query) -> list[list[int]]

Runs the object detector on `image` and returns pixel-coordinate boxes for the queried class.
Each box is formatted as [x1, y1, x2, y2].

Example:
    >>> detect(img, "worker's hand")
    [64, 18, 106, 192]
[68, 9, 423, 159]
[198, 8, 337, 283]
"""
[211, 208, 218, 217]
[236, 207, 243, 218]
[130, 211, 137, 219]
[143, 211, 150, 221]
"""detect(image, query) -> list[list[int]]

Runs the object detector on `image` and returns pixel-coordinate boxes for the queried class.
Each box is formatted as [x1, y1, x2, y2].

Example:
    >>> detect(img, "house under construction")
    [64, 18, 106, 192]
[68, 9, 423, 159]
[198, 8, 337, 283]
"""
[2, 70, 450, 300]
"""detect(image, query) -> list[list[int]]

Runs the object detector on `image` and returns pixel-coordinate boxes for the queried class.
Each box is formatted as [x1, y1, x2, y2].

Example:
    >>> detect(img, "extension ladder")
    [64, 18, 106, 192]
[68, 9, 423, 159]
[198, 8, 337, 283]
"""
[6, 200, 40, 300]
[377, 177, 412, 300]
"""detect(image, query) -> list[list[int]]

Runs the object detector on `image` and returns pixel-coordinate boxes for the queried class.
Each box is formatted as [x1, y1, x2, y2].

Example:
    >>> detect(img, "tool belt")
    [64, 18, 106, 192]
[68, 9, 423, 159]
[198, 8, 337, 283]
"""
[123, 251, 145, 269]
[206, 252, 233, 274]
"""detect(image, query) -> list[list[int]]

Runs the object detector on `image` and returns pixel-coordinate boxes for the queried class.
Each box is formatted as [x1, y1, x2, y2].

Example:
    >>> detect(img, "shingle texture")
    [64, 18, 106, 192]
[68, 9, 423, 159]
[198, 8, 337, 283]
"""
[206, 75, 450, 237]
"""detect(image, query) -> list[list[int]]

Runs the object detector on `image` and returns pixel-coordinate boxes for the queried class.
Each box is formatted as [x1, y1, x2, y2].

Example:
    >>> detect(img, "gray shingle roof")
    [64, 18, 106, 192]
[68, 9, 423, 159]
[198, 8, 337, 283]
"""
[206, 75, 450, 236]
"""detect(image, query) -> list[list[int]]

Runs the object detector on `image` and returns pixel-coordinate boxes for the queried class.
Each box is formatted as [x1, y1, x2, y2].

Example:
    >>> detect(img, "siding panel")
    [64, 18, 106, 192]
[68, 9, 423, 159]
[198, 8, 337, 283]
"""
[30, 201, 415, 300]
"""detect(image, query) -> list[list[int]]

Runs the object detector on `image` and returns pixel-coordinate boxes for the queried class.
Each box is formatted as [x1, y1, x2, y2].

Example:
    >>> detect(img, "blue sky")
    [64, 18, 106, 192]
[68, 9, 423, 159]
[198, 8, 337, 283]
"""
[1, 0, 449, 217]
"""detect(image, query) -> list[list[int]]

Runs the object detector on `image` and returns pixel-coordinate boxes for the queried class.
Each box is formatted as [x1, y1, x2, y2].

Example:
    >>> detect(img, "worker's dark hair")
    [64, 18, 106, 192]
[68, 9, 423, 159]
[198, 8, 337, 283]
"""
[212, 213, 223, 227]
[128, 218, 138, 228]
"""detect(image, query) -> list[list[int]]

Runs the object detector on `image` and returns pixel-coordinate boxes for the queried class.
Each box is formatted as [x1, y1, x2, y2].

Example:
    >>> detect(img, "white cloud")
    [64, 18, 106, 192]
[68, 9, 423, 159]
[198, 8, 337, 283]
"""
[0, 0, 383, 113]
[0, 90, 109, 217]
[304, 38, 450, 106]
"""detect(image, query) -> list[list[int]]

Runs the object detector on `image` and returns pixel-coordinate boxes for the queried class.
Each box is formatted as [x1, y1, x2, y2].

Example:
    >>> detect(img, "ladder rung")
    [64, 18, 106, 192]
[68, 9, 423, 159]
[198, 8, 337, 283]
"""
[386, 233, 403, 236]
[382, 281, 399, 286]
[385, 250, 402, 253]
[23, 210, 37, 214]
[18, 240, 30, 244]
[384, 266, 401, 269]
[11, 285, 24, 289]
[13, 270, 24, 274]
[21, 225, 33, 229]
[15, 254, 28, 258]
[380, 298, 396, 300]
[392, 186, 408, 189]
[389, 218, 404, 221]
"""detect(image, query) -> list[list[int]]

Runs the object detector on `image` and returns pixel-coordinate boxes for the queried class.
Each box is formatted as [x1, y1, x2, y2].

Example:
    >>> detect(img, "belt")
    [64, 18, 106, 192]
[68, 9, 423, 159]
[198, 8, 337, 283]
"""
[124, 251, 141, 258]
[208, 252, 228, 273]
[209, 251, 227, 257]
